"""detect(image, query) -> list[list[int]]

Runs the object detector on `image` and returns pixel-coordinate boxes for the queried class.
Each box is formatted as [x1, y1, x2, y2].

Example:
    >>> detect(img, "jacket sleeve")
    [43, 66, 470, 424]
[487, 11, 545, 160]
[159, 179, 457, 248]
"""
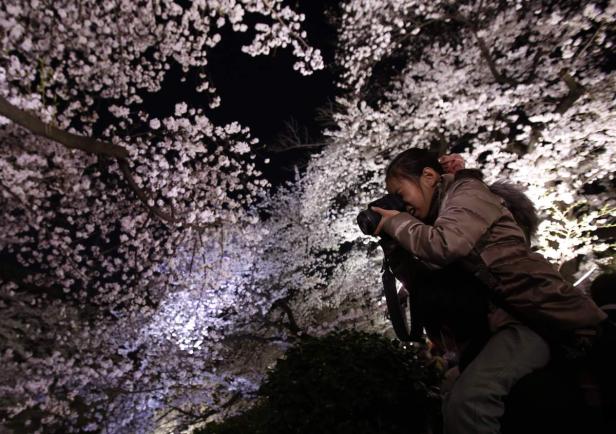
[382, 178, 504, 268]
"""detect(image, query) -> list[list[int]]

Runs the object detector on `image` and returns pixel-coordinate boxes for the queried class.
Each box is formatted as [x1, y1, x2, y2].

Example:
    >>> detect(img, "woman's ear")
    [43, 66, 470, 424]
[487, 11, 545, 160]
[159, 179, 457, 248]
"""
[421, 167, 439, 187]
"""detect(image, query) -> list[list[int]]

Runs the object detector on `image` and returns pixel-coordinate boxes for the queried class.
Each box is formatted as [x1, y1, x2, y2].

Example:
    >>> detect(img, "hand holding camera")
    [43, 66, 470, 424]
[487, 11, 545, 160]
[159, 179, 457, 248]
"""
[356, 193, 406, 236]
[370, 206, 400, 235]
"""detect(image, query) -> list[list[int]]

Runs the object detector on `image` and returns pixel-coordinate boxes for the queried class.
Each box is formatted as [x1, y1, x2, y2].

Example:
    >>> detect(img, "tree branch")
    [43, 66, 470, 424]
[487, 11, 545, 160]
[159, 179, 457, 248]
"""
[224, 333, 289, 344]
[472, 32, 517, 86]
[572, 24, 603, 62]
[273, 299, 302, 335]
[446, 12, 517, 86]
[269, 142, 329, 153]
[0, 96, 177, 226]
[0, 95, 128, 158]
[0, 95, 224, 230]
[116, 158, 176, 223]
[555, 68, 585, 114]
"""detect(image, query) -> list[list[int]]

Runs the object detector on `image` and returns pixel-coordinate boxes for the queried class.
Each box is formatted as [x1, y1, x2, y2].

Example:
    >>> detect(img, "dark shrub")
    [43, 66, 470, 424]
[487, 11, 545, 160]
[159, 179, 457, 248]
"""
[198, 330, 441, 434]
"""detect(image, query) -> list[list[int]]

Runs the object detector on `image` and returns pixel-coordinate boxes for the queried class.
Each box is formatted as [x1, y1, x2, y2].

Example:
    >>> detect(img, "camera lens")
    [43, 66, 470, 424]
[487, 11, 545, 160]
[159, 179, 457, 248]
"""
[357, 210, 381, 235]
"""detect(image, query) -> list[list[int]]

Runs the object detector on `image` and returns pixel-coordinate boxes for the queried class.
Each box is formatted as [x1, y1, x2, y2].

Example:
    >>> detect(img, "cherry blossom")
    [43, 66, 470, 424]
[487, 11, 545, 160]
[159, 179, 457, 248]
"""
[0, 0, 323, 431]
[2, 0, 615, 432]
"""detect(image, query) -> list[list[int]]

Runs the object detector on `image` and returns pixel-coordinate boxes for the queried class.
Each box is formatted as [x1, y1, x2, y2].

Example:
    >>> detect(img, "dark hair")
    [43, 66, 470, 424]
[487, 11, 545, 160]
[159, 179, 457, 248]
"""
[385, 148, 443, 182]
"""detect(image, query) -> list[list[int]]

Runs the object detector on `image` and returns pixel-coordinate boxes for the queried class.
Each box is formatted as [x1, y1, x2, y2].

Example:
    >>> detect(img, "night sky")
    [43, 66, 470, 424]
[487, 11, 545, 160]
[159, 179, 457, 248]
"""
[208, 0, 340, 185]
[141, 1, 341, 186]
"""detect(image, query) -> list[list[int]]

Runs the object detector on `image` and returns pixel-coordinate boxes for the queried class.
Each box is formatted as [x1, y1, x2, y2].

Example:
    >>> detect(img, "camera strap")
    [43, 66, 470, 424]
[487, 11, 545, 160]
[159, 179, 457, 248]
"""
[382, 255, 424, 342]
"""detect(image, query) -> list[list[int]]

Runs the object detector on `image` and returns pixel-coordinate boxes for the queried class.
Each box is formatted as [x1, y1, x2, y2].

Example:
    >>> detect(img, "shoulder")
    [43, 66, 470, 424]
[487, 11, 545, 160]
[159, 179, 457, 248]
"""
[442, 171, 505, 213]
[453, 169, 486, 186]
[447, 170, 492, 197]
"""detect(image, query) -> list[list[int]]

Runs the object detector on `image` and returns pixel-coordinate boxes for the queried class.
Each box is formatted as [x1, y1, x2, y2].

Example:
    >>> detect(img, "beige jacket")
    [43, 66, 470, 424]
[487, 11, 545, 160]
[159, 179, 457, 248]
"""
[383, 174, 606, 336]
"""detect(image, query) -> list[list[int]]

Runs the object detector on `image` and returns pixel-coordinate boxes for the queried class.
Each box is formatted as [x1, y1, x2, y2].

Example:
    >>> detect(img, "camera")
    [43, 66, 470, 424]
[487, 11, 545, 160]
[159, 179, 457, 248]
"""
[356, 194, 406, 236]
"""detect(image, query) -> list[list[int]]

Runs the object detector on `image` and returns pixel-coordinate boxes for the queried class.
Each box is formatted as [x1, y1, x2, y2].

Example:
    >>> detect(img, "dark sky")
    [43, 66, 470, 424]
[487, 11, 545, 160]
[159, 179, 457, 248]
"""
[207, 0, 340, 186]
[143, 1, 340, 186]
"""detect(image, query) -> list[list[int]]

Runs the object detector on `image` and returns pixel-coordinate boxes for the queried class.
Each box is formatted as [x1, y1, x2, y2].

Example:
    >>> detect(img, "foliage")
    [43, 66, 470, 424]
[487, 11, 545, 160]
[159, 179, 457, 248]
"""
[197, 330, 441, 434]
[330, 0, 616, 266]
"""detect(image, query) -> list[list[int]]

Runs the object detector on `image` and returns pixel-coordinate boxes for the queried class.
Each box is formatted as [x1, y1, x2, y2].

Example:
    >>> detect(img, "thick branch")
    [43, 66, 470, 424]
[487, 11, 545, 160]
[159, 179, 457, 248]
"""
[0, 95, 222, 229]
[0, 95, 128, 158]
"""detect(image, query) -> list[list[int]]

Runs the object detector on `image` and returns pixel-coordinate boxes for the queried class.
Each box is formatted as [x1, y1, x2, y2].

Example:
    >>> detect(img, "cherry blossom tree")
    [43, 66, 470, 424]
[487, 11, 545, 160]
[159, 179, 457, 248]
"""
[0, 0, 324, 432]
[258, 0, 616, 420]
[176, 0, 616, 428]
[295, 0, 616, 295]
[3, 0, 616, 432]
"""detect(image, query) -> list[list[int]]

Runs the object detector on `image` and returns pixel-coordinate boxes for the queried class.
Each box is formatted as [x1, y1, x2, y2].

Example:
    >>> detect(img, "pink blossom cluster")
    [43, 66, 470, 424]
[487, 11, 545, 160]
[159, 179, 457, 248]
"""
[0, 0, 323, 431]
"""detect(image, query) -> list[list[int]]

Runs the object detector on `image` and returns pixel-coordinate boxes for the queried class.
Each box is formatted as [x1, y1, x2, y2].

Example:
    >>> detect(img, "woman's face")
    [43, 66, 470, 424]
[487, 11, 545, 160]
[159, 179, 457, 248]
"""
[386, 168, 439, 221]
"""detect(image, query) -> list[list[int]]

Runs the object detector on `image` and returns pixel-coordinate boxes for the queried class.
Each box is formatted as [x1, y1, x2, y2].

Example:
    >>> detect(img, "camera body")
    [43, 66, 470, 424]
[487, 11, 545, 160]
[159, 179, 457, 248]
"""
[356, 193, 406, 236]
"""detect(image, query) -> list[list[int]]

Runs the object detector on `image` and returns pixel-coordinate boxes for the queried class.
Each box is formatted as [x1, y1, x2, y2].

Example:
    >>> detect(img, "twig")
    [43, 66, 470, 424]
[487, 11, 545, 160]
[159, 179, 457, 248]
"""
[572, 24, 603, 62]
[117, 158, 176, 223]
[189, 235, 198, 274]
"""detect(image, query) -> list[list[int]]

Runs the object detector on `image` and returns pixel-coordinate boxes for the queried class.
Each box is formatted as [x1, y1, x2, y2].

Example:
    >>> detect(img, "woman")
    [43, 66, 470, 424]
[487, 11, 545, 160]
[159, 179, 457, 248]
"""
[372, 148, 606, 434]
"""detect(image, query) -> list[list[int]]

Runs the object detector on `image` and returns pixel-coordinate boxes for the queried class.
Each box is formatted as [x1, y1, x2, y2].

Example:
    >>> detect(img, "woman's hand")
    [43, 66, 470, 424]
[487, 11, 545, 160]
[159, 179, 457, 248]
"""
[371, 206, 400, 235]
[439, 153, 465, 174]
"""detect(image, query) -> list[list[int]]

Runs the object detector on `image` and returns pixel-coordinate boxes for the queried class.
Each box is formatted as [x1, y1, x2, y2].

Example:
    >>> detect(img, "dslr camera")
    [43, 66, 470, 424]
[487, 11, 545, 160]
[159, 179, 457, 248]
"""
[356, 193, 406, 236]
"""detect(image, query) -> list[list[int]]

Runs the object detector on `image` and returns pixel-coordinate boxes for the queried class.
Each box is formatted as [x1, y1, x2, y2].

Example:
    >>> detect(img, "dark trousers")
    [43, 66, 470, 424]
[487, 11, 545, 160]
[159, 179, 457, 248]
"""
[442, 324, 550, 434]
